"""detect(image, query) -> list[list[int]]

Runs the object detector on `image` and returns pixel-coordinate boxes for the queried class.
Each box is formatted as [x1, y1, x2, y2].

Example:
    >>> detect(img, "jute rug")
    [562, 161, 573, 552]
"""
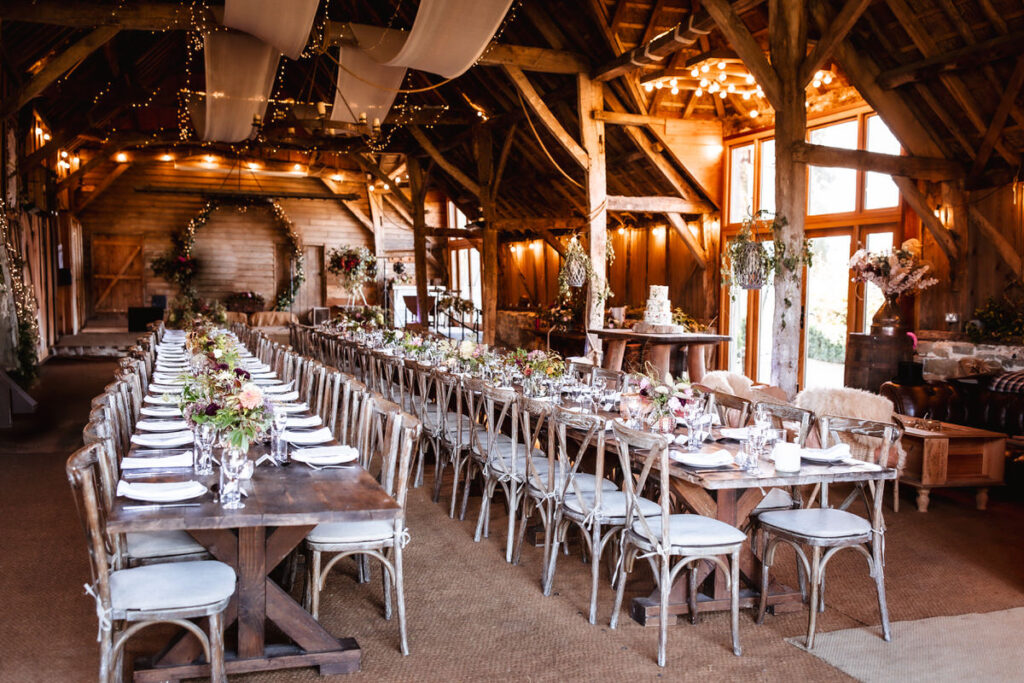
[788, 607, 1024, 682]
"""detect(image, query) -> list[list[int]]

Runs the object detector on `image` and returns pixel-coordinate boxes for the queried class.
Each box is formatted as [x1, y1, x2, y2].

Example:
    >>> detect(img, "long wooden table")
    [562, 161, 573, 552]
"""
[108, 425, 398, 680]
[623, 437, 897, 625]
[591, 329, 729, 382]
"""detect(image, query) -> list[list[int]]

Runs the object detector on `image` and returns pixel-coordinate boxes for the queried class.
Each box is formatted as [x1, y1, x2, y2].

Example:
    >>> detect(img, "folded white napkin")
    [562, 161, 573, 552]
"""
[255, 379, 281, 386]
[282, 427, 333, 445]
[261, 382, 294, 394]
[275, 402, 309, 414]
[116, 479, 206, 503]
[151, 374, 185, 385]
[136, 419, 189, 432]
[798, 443, 851, 462]
[144, 394, 178, 405]
[131, 430, 194, 448]
[670, 448, 734, 468]
[149, 383, 183, 394]
[286, 414, 322, 428]
[270, 390, 299, 402]
[291, 445, 358, 464]
[141, 405, 182, 418]
[251, 371, 277, 379]
[120, 452, 193, 469]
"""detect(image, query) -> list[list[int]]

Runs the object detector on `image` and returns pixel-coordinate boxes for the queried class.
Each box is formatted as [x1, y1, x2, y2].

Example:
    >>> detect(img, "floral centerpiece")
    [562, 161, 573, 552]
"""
[437, 291, 477, 319]
[849, 238, 937, 333]
[631, 366, 693, 432]
[327, 245, 377, 303]
[165, 296, 227, 330]
[335, 305, 386, 331]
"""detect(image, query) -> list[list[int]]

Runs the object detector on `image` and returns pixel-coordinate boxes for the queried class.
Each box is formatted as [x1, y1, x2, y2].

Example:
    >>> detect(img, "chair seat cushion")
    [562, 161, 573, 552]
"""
[307, 519, 397, 545]
[125, 531, 206, 559]
[528, 471, 618, 495]
[564, 490, 660, 519]
[752, 488, 795, 513]
[632, 514, 746, 547]
[109, 560, 235, 613]
[758, 508, 872, 539]
[488, 448, 549, 478]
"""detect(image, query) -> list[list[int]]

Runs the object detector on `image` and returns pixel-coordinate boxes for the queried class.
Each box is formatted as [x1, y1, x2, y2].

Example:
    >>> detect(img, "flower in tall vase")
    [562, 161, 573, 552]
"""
[327, 245, 377, 305]
[849, 239, 937, 335]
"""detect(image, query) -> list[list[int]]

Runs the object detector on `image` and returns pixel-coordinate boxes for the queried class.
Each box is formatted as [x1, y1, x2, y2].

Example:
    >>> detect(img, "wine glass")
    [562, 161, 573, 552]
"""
[194, 423, 216, 476]
[269, 401, 288, 464]
[220, 447, 247, 509]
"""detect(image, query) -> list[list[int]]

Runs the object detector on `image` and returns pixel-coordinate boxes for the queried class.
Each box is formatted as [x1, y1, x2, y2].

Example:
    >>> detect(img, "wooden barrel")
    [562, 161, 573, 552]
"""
[845, 332, 913, 392]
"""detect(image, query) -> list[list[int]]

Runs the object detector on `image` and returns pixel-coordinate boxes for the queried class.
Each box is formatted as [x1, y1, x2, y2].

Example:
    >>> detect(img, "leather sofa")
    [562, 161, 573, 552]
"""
[880, 375, 1024, 437]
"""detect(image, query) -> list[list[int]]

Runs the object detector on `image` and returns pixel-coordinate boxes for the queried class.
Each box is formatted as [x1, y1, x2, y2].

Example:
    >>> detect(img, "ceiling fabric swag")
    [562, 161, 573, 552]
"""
[331, 43, 406, 125]
[349, 0, 515, 79]
[198, 31, 280, 142]
[223, 0, 320, 60]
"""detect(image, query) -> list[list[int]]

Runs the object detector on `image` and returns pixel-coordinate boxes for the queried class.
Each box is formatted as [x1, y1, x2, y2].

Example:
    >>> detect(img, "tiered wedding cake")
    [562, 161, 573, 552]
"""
[643, 285, 673, 325]
[633, 285, 685, 333]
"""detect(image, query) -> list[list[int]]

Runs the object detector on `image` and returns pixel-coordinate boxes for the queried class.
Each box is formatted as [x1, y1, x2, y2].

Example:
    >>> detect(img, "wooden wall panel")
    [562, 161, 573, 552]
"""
[656, 118, 725, 207]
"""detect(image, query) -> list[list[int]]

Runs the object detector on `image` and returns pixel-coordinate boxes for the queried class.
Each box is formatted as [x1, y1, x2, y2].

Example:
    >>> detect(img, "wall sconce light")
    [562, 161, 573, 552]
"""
[114, 152, 128, 163]
[652, 226, 666, 239]
[531, 241, 541, 251]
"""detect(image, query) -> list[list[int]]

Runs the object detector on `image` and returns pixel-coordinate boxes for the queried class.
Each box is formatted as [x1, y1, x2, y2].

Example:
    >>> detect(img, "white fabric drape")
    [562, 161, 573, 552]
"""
[223, 0, 320, 60]
[199, 31, 280, 142]
[331, 44, 406, 125]
[350, 0, 514, 79]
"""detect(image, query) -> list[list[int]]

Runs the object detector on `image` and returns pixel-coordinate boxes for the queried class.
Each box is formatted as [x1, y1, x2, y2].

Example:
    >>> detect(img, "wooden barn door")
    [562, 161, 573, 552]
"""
[90, 234, 143, 313]
[276, 243, 324, 316]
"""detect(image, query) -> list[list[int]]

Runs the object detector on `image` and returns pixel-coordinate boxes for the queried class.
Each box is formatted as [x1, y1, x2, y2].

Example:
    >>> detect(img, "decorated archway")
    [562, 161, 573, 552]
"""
[150, 197, 305, 310]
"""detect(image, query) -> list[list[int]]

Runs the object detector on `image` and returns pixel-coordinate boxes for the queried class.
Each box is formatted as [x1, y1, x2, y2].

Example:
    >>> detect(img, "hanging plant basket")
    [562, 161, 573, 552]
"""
[563, 254, 588, 287]
[732, 240, 769, 289]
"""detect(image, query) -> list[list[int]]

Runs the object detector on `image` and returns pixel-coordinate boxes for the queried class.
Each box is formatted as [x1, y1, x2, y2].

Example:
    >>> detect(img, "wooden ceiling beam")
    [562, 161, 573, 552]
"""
[792, 141, 965, 181]
[408, 125, 482, 198]
[352, 154, 414, 215]
[665, 213, 709, 269]
[970, 205, 1022, 280]
[592, 0, 763, 82]
[73, 161, 129, 213]
[476, 43, 589, 74]
[0, 2, 201, 28]
[701, 0, 782, 108]
[1, 26, 120, 119]
[502, 65, 588, 169]
[892, 176, 959, 266]
[970, 55, 1024, 176]
[798, 0, 871, 87]
[607, 194, 709, 214]
[877, 29, 1024, 89]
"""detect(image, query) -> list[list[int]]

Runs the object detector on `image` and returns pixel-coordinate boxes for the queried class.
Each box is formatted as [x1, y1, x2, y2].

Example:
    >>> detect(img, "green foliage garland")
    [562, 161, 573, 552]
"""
[0, 201, 40, 387]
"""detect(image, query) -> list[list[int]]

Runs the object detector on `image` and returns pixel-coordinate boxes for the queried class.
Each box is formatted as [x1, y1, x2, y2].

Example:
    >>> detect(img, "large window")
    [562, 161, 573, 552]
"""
[446, 202, 481, 309]
[722, 108, 902, 389]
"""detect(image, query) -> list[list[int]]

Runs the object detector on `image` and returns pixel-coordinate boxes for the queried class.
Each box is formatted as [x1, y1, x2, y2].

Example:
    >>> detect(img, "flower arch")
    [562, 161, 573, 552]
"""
[150, 198, 305, 310]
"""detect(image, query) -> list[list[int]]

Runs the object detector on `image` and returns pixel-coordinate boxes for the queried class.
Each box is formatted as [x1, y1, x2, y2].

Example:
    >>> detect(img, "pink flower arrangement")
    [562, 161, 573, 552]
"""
[849, 239, 937, 297]
[237, 383, 264, 410]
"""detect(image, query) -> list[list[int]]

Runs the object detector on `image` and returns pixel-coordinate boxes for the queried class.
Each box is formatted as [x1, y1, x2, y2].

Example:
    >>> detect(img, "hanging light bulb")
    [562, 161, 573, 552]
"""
[718, 61, 727, 70]
[700, 78, 709, 88]
[331, 173, 342, 182]
[812, 78, 821, 87]
[728, 84, 736, 93]
[695, 88, 703, 97]
[742, 91, 751, 100]
[671, 85, 679, 95]
[718, 71, 727, 82]
[42, 133, 51, 141]
[655, 81, 663, 89]
[709, 82, 720, 93]
[749, 110, 759, 118]
[690, 67, 699, 78]
[160, 153, 174, 162]
[823, 73, 833, 84]
[617, 226, 626, 236]
[701, 63, 710, 72]
[745, 74, 755, 85]
[670, 78, 677, 88]
[644, 82, 654, 92]
[719, 90, 727, 99]
[115, 152, 128, 163]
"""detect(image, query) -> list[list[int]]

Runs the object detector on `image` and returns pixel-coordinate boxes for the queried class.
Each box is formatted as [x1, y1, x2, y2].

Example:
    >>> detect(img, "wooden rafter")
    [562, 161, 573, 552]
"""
[73, 162, 129, 213]
[352, 154, 414, 215]
[607, 195, 709, 214]
[792, 141, 965, 181]
[892, 176, 958, 266]
[408, 125, 482, 197]
[477, 43, 589, 74]
[665, 213, 709, 269]
[701, 0, 782, 108]
[502, 65, 588, 169]
[1, 26, 120, 119]
[799, 0, 871, 86]
[877, 29, 1024, 89]
[970, 205, 1022, 280]
[970, 55, 1024, 175]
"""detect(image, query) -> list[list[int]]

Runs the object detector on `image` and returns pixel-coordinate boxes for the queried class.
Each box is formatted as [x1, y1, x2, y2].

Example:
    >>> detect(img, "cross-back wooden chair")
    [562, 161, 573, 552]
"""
[707, 390, 752, 428]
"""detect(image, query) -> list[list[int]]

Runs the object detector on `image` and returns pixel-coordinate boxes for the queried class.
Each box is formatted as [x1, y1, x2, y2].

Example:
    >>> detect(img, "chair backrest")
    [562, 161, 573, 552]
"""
[318, 369, 343, 434]
[818, 415, 903, 467]
[567, 360, 595, 385]
[404, 360, 432, 423]
[592, 367, 625, 392]
[611, 420, 672, 550]
[432, 369, 466, 446]
[518, 396, 553, 494]
[66, 443, 117, 611]
[551, 407, 610, 509]
[479, 383, 519, 466]
[362, 394, 402, 479]
[708, 390, 752, 428]
[337, 375, 369, 449]
[754, 400, 814, 446]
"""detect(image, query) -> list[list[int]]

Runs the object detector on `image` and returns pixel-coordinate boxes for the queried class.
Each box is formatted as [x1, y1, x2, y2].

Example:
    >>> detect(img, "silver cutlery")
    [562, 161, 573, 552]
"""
[123, 502, 201, 511]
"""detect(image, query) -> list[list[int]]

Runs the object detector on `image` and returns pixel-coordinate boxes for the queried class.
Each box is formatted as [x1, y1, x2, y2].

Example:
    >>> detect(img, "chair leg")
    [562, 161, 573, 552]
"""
[382, 552, 393, 620]
[395, 543, 410, 655]
[209, 611, 227, 683]
[449, 456, 464, 518]
[505, 483, 519, 563]
[459, 461, 475, 521]
[309, 549, 322, 620]
[756, 536, 772, 625]
[874, 552, 892, 642]
[99, 624, 113, 683]
[658, 555, 670, 667]
[893, 479, 900, 512]
[474, 476, 492, 542]
[589, 522, 602, 624]
[610, 538, 628, 630]
[543, 518, 564, 597]
[512, 496, 532, 566]
[730, 549, 742, 656]
[432, 442, 445, 503]
[688, 562, 699, 625]
[818, 565, 826, 613]
[806, 545, 822, 649]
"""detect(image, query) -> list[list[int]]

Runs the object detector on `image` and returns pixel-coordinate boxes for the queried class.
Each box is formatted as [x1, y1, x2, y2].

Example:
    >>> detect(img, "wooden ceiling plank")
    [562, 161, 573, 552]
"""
[877, 29, 1024, 88]
[701, 0, 783, 109]
[502, 65, 589, 170]
[970, 55, 1024, 176]
[608, 194, 708, 213]
[799, 0, 872, 86]
[73, 161, 128, 213]
[476, 44, 589, 74]
[1, 26, 119, 119]
[970, 204, 1022, 280]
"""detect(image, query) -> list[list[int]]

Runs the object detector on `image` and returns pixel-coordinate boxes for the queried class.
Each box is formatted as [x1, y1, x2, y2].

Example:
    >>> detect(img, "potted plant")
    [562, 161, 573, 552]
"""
[722, 210, 812, 292]
[556, 234, 615, 304]
[849, 238, 937, 334]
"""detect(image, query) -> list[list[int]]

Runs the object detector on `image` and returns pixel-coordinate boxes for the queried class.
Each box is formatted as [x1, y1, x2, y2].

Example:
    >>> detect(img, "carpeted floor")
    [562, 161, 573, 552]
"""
[3, 359, 1024, 682]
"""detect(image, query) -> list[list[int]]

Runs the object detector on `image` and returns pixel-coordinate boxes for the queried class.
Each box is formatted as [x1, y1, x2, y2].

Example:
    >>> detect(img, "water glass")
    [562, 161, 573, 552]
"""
[194, 423, 216, 476]
[220, 447, 246, 510]
[269, 401, 288, 464]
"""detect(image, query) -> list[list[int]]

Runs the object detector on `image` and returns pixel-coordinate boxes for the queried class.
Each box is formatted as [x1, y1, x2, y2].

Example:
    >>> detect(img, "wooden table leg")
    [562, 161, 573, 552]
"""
[647, 343, 673, 379]
[603, 339, 627, 371]
[686, 343, 709, 383]
[137, 525, 361, 681]
[916, 487, 930, 512]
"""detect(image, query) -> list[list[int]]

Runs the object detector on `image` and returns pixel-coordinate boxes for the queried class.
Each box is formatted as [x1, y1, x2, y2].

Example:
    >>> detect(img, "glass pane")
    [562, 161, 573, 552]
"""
[759, 139, 775, 215]
[861, 232, 893, 333]
[728, 285, 748, 374]
[865, 116, 901, 209]
[458, 249, 470, 300]
[756, 243, 775, 385]
[729, 144, 755, 224]
[803, 235, 852, 389]
[808, 120, 858, 215]
[468, 248, 482, 309]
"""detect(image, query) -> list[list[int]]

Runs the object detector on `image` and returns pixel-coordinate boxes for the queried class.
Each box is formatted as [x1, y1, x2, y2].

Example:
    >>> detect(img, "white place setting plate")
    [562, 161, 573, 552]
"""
[270, 390, 299, 402]
[282, 427, 333, 445]
[670, 449, 735, 468]
[136, 418, 189, 432]
[799, 443, 852, 463]
[291, 445, 359, 465]
[274, 402, 309, 414]
[149, 383, 184, 394]
[151, 375, 185, 385]
[251, 371, 277, 379]
[141, 405, 182, 418]
[254, 378, 282, 386]
[286, 414, 322, 428]
[120, 451, 193, 469]
[718, 427, 751, 440]
[145, 394, 178, 405]
[117, 480, 207, 503]
[131, 430, 194, 448]
[261, 382, 294, 394]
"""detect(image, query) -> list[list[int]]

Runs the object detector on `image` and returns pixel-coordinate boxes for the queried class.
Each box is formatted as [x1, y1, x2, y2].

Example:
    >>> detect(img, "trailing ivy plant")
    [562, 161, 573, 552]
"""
[721, 210, 813, 309]
[556, 234, 616, 306]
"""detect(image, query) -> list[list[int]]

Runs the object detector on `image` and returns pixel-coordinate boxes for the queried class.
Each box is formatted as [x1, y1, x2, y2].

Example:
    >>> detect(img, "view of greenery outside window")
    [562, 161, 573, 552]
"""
[808, 120, 859, 215]
[804, 235, 852, 388]
[728, 284, 748, 373]
[729, 144, 754, 224]
[865, 116, 901, 210]
[861, 231, 894, 333]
